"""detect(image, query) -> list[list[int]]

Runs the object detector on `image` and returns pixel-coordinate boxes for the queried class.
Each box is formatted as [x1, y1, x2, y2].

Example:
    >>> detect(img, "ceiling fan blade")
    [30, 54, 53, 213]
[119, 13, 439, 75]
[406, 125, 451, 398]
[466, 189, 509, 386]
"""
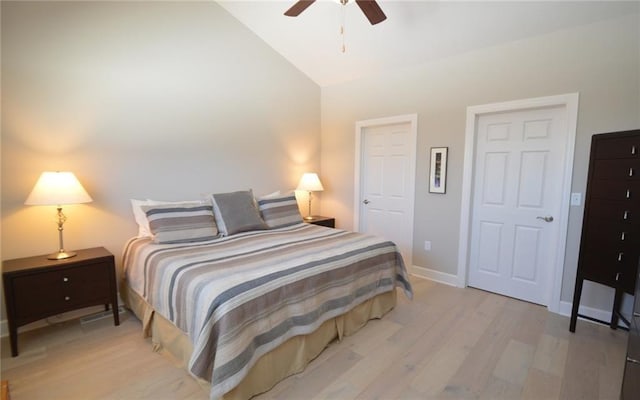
[355, 0, 387, 25]
[284, 0, 316, 17]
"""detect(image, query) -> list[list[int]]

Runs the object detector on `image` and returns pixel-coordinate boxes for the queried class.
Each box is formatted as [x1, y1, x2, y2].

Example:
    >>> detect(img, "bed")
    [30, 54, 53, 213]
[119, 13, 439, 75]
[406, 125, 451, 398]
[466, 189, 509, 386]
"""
[122, 194, 412, 400]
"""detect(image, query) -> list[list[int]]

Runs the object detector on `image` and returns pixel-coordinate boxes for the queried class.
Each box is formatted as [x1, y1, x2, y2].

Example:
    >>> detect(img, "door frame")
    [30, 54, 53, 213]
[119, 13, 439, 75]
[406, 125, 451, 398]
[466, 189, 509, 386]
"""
[457, 94, 579, 313]
[354, 114, 418, 266]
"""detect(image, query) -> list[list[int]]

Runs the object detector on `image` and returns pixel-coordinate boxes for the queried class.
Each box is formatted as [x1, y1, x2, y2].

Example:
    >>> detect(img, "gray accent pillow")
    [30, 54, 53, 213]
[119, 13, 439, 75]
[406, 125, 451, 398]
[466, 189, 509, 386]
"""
[211, 190, 268, 236]
[142, 204, 218, 244]
[257, 193, 303, 229]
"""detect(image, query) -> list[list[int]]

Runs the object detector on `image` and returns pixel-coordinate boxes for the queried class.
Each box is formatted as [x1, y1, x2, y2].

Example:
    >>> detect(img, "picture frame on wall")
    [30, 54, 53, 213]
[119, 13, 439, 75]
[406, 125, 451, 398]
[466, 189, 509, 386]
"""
[429, 147, 448, 194]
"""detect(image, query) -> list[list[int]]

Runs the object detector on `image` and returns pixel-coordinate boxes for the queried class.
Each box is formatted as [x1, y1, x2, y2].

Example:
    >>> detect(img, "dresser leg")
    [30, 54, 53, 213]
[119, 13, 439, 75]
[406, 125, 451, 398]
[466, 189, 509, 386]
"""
[570, 277, 584, 332]
[611, 288, 623, 329]
[112, 304, 120, 326]
[8, 323, 18, 357]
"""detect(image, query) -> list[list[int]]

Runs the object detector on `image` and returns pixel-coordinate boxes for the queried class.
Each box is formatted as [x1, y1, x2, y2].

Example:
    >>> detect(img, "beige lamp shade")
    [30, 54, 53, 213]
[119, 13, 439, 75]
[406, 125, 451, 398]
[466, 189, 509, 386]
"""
[296, 172, 324, 192]
[297, 172, 324, 220]
[25, 171, 93, 206]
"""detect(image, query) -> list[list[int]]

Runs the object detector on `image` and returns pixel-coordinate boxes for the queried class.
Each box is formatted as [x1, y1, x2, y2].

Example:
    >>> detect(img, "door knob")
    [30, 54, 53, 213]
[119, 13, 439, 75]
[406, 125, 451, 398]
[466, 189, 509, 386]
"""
[363, 199, 370, 205]
[536, 216, 554, 222]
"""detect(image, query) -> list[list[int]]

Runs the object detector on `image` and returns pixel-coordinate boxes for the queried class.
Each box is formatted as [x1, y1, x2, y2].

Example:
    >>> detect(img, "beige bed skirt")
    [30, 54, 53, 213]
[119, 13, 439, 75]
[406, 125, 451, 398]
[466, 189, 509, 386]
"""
[122, 283, 397, 400]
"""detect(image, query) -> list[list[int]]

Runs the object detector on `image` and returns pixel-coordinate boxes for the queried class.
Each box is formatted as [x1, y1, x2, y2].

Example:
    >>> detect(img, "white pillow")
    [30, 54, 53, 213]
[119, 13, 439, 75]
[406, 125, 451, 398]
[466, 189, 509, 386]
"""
[258, 190, 282, 199]
[130, 199, 205, 237]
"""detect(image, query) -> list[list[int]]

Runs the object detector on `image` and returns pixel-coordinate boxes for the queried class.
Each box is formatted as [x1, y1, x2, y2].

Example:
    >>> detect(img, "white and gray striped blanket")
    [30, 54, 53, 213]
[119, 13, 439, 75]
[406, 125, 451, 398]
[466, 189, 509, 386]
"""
[123, 223, 412, 399]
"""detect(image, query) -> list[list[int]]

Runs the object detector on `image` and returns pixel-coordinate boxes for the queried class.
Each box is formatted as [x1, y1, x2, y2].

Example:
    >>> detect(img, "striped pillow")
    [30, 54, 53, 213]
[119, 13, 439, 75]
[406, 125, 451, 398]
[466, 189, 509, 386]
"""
[142, 204, 218, 244]
[257, 193, 303, 229]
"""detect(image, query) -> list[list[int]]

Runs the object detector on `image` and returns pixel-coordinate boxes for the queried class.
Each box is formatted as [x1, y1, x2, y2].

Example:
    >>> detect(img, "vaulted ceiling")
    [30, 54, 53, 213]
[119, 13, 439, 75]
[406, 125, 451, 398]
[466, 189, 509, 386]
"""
[218, 1, 639, 87]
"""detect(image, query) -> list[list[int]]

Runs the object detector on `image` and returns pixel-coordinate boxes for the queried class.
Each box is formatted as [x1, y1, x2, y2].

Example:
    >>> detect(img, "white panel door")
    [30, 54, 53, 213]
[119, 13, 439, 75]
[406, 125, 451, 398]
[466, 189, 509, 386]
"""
[360, 122, 414, 265]
[468, 106, 567, 305]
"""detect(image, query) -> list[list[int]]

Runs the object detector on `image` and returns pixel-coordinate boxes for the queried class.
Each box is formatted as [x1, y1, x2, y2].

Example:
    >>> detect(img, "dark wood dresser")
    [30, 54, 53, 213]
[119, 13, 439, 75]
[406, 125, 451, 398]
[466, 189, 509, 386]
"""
[570, 129, 640, 332]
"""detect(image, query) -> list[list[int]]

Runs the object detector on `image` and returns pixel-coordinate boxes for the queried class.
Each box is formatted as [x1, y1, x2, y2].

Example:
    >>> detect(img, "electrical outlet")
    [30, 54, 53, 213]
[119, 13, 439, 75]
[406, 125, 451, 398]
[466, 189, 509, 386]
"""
[570, 192, 582, 206]
[424, 241, 431, 251]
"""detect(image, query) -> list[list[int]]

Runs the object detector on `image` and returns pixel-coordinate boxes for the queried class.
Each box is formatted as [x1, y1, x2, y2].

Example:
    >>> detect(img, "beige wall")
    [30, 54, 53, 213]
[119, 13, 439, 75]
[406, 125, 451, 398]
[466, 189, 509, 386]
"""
[1, 1, 638, 329]
[320, 14, 640, 310]
[0, 1, 320, 319]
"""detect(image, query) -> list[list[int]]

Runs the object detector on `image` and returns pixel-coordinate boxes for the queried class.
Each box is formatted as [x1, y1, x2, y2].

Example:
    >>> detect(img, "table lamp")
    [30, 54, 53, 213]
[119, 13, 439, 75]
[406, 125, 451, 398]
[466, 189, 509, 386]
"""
[296, 172, 324, 220]
[25, 171, 93, 260]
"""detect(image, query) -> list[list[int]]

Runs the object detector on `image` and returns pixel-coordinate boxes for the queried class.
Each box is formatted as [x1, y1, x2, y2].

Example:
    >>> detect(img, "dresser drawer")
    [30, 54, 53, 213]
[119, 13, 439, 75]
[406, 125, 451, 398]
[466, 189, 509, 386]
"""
[592, 159, 640, 180]
[581, 231, 639, 253]
[586, 199, 638, 223]
[594, 135, 639, 160]
[582, 224, 639, 247]
[589, 180, 640, 201]
[581, 247, 639, 267]
[12, 262, 111, 322]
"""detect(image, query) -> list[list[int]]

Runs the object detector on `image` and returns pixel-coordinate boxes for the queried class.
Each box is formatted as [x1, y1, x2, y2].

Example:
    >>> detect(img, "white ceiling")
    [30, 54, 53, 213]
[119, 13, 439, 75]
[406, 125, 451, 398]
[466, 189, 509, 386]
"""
[218, 0, 639, 87]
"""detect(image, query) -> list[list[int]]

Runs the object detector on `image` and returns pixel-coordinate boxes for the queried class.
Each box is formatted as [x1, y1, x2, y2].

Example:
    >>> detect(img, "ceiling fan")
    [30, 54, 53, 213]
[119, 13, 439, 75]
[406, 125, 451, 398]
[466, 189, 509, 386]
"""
[284, 0, 387, 25]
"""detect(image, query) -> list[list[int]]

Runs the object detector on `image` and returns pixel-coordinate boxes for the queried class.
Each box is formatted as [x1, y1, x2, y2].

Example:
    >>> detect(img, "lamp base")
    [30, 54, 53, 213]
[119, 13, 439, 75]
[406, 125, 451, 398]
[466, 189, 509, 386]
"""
[47, 251, 77, 260]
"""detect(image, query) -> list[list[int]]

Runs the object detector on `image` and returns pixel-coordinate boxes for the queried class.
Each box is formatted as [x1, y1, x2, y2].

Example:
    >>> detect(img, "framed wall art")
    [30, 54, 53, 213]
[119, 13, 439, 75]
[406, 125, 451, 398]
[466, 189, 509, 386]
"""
[429, 147, 448, 194]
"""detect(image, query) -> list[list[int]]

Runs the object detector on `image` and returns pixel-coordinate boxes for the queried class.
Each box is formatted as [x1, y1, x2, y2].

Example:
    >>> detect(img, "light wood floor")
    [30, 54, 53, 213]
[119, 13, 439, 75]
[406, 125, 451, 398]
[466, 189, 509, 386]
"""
[0, 278, 628, 399]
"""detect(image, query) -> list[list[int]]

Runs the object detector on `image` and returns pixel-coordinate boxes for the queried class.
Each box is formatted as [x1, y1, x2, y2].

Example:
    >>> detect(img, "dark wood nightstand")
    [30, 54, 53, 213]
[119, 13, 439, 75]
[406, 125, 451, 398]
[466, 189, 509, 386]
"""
[304, 216, 335, 228]
[2, 247, 119, 357]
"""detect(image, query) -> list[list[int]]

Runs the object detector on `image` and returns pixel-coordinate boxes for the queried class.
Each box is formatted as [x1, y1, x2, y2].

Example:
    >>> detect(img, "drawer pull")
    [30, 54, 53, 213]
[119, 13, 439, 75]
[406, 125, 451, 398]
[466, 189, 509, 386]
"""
[627, 356, 640, 365]
[64, 296, 71, 301]
[626, 189, 631, 199]
[624, 210, 629, 220]
[616, 272, 621, 281]
[621, 232, 626, 241]
[63, 277, 69, 282]
[630, 168, 635, 177]
[618, 252, 624, 262]
[633, 145, 637, 155]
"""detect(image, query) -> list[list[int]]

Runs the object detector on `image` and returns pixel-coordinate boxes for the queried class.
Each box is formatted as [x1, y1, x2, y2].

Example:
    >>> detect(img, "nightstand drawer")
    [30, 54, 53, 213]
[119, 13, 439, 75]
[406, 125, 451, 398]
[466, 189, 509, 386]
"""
[12, 262, 111, 322]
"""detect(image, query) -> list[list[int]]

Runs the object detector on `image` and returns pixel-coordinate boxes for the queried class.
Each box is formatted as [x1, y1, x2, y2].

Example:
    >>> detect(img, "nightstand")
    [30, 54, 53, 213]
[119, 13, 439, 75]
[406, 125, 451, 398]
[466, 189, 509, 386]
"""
[2, 247, 119, 357]
[304, 216, 335, 228]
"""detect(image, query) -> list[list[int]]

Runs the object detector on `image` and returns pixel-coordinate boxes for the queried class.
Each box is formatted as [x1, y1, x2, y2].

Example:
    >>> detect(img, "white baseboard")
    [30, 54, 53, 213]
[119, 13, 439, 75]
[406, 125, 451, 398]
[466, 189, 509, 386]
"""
[411, 266, 622, 326]
[410, 265, 458, 287]
[557, 299, 631, 329]
[557, 300, 606, 319]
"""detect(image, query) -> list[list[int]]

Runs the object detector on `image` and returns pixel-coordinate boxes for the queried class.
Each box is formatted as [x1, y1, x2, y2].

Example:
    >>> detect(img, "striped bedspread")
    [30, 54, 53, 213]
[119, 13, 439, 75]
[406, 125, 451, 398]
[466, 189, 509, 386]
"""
[123, 223, 412, 399]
